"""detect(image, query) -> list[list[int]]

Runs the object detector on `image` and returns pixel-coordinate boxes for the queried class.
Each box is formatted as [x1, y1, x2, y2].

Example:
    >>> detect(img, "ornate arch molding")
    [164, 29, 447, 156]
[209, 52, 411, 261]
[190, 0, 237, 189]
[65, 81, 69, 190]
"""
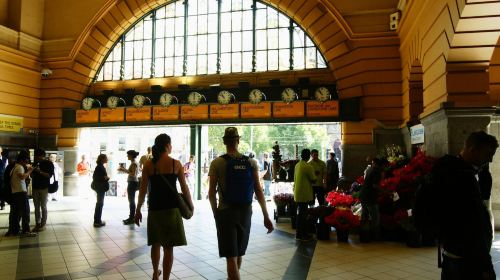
[69, 0, 350, 85]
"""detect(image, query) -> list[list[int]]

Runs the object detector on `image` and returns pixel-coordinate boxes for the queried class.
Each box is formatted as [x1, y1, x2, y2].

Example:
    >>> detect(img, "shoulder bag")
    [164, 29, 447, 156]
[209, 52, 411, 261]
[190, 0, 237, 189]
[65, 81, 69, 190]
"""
[48, 174, 59, 193]
[158, 174, 193, 219]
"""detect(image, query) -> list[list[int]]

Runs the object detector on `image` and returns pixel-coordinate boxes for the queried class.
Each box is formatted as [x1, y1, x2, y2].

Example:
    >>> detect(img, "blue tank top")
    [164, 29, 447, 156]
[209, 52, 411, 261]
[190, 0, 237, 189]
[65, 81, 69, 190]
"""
[149, 159, 178, 211]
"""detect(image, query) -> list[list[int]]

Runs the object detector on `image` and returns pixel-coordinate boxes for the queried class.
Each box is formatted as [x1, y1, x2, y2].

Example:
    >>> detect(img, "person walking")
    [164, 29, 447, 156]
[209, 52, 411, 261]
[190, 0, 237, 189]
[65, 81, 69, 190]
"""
[183, 155, 195, 196]
[10, 151, 36, 237]
[48, 153, 61, 201]
[134, 134, 194, 280]
[326, 152, 339, 192]
[308, 149, 327, 205]
[119, 150, 140, 225]
[92, 154, 110, 228]
[294, 148, 316, 241]
[208, 127, 274, 280]
[31, 148, 54, 232]
[261, 152, 272, 199]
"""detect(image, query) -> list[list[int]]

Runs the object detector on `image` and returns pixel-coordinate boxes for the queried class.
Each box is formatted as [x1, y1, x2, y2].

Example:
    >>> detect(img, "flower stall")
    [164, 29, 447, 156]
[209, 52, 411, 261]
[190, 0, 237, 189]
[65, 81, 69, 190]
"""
[272, 193, 296, 226]
[322, 191, 361, 242]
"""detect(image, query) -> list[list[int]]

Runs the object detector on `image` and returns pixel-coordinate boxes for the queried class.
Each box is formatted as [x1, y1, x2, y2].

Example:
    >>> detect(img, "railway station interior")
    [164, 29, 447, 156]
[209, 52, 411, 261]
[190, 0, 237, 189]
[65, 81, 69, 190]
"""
[1, 0, 500, 279]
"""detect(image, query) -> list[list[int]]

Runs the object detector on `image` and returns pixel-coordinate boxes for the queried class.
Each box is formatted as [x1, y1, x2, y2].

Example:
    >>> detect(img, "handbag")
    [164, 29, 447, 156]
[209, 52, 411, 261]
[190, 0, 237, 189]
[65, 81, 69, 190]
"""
[158, 174, 193, 219]
[91, 180, 110, 192]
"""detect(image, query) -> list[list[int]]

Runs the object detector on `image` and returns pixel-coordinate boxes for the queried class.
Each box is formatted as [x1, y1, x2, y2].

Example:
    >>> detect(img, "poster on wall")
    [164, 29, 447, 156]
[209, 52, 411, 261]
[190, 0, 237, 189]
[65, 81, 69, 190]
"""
[410, 124, 425, 144]
[0, 114, 23, 132]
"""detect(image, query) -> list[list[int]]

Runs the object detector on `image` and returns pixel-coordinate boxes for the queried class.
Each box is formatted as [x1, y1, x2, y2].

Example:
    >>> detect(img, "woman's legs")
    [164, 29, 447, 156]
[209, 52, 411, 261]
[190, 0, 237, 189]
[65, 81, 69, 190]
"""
[151, 244, 161, 279]
[162, 246, 173, 280]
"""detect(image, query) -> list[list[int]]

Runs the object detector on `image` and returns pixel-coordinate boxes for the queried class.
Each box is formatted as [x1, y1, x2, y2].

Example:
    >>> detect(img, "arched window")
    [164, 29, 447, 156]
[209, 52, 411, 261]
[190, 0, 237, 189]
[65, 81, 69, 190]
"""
[95, 0, 327, 81]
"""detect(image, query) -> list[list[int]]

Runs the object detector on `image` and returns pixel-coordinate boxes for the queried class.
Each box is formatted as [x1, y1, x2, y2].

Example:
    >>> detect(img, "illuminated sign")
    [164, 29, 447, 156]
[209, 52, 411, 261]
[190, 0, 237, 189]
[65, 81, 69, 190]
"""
[100, 108, 125, 122]
[273, 102, 305, 118]
[126, 107, 151, 122]
[306, 101, 339, 117]
[181, 105, 209, 120]
[241, 103, 272, 119]
[210, 104, 239, 119]
[153, 106, 179, 121]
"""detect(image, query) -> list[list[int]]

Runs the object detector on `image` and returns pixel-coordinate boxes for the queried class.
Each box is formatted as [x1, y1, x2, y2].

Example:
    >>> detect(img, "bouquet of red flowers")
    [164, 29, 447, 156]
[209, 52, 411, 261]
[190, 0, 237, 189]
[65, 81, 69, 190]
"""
[326, 191, 355, 207]
[273, 193, 294, 206]
[325, 209, 360, 231]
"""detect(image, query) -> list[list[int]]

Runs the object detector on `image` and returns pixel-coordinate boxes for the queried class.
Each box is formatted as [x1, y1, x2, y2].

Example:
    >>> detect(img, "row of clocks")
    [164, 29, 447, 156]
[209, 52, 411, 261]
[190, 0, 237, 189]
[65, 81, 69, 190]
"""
[82, 87, 332, 110]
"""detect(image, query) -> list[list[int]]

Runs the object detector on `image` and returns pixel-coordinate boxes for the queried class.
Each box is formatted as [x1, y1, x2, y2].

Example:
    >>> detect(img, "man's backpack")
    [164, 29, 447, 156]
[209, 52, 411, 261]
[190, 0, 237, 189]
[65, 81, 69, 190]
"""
[222, 154, 255, 204]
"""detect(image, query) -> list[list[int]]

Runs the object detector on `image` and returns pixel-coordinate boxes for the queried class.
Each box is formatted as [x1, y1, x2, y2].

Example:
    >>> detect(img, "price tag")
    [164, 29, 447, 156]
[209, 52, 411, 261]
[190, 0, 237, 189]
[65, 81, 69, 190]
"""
[393, 192, 400, 201]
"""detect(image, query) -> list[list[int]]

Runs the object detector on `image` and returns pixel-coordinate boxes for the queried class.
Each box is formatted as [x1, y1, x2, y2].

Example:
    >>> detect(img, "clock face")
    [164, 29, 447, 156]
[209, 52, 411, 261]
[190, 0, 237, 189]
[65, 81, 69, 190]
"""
[159, 93, 174, 107]
[187, 92, 203, 106]
[106, 96, 119, 109]
[217, 90, 233, 105]
[315, 87, 330, 103]
[132, 95, 145, 108]
[281, 88, 297, 103]
[249, 89, 265, 104]
[82, 97, 94, 111]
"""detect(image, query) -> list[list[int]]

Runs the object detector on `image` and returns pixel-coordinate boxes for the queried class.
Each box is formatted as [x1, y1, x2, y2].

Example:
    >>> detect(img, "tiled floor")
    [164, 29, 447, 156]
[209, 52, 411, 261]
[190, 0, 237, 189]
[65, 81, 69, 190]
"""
[0, 196, 497, 280]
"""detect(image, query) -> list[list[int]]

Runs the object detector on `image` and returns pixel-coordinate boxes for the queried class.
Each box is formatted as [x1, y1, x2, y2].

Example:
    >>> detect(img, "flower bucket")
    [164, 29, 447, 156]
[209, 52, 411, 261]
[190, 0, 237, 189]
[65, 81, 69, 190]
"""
[336, 229, 349, 242]
[276, 204, 287, 215]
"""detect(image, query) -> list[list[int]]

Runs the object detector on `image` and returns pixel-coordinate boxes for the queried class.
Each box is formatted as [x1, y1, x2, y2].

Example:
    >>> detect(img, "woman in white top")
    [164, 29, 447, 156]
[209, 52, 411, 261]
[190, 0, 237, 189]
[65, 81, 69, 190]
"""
[119, 150, 140, 225]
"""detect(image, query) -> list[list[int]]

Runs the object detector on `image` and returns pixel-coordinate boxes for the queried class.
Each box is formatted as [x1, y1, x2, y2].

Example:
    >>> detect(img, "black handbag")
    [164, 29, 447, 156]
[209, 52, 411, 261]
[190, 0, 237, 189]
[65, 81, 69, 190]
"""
[91, 180, 109, 192]
[159, 174, 193, 219]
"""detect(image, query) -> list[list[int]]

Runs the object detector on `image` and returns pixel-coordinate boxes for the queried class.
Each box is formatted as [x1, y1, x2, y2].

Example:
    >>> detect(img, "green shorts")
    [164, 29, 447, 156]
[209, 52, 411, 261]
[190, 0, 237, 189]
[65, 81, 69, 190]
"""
[147, 208, 187, 247]
[215, 205, 252, 258]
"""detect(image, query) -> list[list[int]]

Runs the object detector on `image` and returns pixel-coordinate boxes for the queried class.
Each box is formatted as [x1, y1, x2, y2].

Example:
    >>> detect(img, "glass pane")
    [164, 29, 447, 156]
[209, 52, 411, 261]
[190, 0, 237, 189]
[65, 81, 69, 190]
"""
[208, 34, 217, 53]
[156, 19, 166, 37]
[279, 28, 289, 49]
[207, 54, 217, 74]
[174, 56, 184, 76]
[208, 14, 218, 33]
[242, 31, 252, 51]
[305, 36, 314, 47]
[305, 47, 316, 68]
[103, 63, 112, 80]
[232, 0, 242, 11]
[268, 29, 278, 49]
[242, 51, 252, 72]
[175, 1, 184, 17]
[293, 28, 304, 47]
[256, 9, 266, 29]
[242, 0, 253, 10]
[165, 57, 174, 76]
[165, 4, 175, 17]
[232, 52, 241, 72]
[188, 0, 197, 15]
[232, 12, 242, 31]
[165, 38, 174, 56]
[97, 70, 103, 81]
[124, 60, 133, 79]
[242, 10, 253, 30]
[198, 15, 207, 34]
[155, 38, 165, 57]
[198, 54, 207, 74]
[113, 61, 121, 79]
[279, 13, 289, 28]
[155, 58, 164, 77]
[267, 9, 278, 28]
[268, 50, 278, 70]
[221, 0, 231, 12]
[188, 16, 197, 35]
[134, 41, 143, 59]
[133, 60, 142, 78]
[174, 37, 184, 56]
[143, 59, 151, 77]
[221, 33, 231, 53]
[199, 0, 208, 14]
[187, 36, 197, 55]
[143, 40, 152, 58]
[156, 6, 166, 19]
[279, 49, 289, 70]
[175, 17, 184, 35]
[220, 53, 231, 74]
[208, 0, 217, 14]
[220, 13, 231, 32]
[134, 22, 144, 40]
[317, 52, 327, 68]
[186, 56, 196, 75]
[198, 34, 207, 54]
[113, 44, 122, 60]
[256, 30, 266, 50]
[293, 48, 305, 70]
[125, 41, 133, 60]
[232, 32, 241, 52]
[144, 20, 152, 39]
[256, 51, 266, 72]
[255, 2, 266, 9]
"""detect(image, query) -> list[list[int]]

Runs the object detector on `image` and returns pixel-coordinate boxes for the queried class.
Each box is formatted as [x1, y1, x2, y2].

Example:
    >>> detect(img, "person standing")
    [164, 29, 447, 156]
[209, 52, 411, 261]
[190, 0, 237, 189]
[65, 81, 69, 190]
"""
[308, 149, 327, 205]
[294, 149, 316, 241]
[326, 152, 339, 192]
[92, 154, 109, 228]
[183, 155, 195, 196]
[119, 150, 140, 225]
[134, 134, 194, 280]
[77, 154, 91, 198]
[434, 131, 498, 280]
[333, 138, 342, 162]
[139, 147, 152, 171]
[31, 149, 54, 232]
[49, 154, 61, 201]
[11, 151, 36, 237]
[360, 157, 384, 240]
[261, 152, 272, 199]
[209, 127, 273, 280]
[0, 146, 8, 210]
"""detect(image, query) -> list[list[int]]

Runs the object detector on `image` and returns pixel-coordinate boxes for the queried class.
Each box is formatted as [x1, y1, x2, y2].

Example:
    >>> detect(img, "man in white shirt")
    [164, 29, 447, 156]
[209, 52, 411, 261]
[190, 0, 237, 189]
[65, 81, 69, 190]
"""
[11, 151, 35, 236]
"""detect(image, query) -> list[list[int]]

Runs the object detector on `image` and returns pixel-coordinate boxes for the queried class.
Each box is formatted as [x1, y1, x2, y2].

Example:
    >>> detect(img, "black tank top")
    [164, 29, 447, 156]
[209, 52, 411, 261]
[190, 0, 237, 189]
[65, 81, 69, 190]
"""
[149, 159, 178, 211]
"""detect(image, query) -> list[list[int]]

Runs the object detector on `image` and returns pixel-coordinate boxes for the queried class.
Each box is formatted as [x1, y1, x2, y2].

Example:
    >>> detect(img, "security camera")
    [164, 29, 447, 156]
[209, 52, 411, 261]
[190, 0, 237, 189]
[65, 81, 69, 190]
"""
[41, 68, 53, 78]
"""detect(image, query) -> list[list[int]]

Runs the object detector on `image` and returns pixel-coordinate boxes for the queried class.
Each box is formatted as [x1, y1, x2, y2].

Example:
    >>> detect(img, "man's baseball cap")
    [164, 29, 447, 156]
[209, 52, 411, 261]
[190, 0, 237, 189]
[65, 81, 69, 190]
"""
[223, 127, 240, 139]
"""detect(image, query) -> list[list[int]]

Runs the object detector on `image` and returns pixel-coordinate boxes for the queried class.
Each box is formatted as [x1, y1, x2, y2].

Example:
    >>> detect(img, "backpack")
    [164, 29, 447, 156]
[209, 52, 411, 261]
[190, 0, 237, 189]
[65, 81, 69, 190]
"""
[221, 154, 255, 204]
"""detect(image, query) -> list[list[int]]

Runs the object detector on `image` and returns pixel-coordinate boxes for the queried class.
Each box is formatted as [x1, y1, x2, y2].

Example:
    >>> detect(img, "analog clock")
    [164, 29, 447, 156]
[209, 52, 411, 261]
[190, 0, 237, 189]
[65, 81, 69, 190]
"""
[106, 96, 120, 109]
[132, 95, 150, 108]
[248, 89, 266, 104]
[217, 90, 234, 105]
[281, 88, 297, 103]
[159, 93, 177, 107]
[82, 97, 95, 111]
[314, 87, 330, 103]
[187, 92, 205, 106]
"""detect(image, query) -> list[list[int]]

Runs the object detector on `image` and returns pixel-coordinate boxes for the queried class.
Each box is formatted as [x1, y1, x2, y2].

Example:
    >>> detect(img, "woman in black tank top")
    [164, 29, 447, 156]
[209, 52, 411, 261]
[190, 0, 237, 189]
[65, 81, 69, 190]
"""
[134, 134, 194, 280]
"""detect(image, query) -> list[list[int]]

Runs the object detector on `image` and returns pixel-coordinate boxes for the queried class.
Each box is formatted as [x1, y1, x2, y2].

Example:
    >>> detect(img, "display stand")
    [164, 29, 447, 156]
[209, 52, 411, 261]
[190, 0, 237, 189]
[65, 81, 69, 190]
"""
[273, 181, 296, 228]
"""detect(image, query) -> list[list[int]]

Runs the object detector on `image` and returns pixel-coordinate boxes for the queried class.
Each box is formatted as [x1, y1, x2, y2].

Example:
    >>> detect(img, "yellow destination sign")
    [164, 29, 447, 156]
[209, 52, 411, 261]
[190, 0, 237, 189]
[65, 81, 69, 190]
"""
[241, 103, 272, 119]
[273, 102, 305, 118]
[0, 114, 23, 132]
[76, 109, 99, 123]
[306, 101, 339, 117]
[210, 104, 239, 119]
[181, 105, 209, 120]
[153, 106, 179, 121]
[100, 108, 125, 122]
[126, 107, 151, 122]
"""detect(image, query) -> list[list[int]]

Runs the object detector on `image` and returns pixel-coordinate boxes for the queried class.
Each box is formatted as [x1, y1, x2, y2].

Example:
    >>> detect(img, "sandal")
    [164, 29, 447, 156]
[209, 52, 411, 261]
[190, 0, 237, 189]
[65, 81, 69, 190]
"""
[152, 270, 161, 280]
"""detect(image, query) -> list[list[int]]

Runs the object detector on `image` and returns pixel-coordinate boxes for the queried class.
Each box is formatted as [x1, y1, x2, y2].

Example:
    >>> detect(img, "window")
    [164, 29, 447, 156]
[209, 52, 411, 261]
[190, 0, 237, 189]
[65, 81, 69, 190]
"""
[95, 0, 327, 81]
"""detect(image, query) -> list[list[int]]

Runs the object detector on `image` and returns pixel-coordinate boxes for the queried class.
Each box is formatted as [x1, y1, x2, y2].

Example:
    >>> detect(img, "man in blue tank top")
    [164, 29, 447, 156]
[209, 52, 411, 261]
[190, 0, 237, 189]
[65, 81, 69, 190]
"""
[209, 127, 274, 280]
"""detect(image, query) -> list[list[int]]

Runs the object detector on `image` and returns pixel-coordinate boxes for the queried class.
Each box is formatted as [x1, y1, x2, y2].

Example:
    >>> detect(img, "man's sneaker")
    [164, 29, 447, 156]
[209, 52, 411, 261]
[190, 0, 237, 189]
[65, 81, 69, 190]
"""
[32, 224, 41, 232]
[93, 221, 106, 228]
[22, 231, 37, 237]
[123, 218, 134, 225]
